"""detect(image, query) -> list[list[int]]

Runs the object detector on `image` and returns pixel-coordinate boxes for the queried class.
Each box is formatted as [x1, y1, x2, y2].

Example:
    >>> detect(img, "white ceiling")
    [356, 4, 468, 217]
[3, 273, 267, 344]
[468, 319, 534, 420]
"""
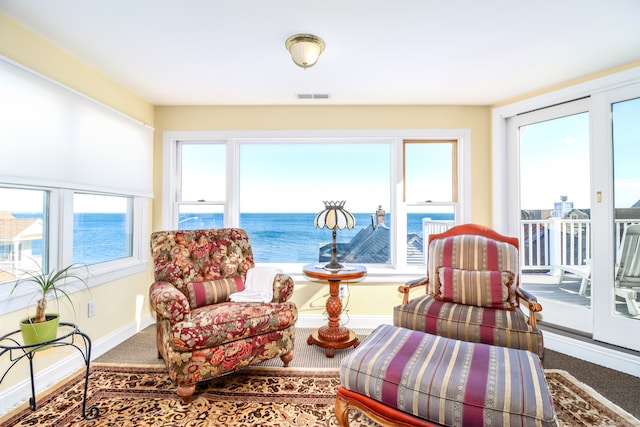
[1, 0, 639, 106]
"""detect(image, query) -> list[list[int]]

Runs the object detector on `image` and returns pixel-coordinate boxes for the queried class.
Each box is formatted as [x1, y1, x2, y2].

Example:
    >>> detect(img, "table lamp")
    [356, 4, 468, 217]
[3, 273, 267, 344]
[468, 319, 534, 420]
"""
[314, 201, 356, 271]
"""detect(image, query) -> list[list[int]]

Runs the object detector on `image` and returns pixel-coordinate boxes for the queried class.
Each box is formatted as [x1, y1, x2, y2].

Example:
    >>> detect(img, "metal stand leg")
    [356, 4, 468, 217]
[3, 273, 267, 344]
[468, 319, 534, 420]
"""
[77, 330, 100, 420]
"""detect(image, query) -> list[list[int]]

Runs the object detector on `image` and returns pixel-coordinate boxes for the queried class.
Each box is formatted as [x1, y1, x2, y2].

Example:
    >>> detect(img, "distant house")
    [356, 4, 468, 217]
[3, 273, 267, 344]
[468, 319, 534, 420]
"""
[318, 207, 424, 265]
[0, 211, 43, 271]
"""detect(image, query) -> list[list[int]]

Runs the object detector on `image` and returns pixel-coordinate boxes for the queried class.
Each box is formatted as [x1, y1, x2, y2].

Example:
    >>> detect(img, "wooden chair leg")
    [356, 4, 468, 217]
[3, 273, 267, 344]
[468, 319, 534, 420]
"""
[335, 394, 352, 427]
[280, 350, 293, 367]
[177, 384, 196, 404]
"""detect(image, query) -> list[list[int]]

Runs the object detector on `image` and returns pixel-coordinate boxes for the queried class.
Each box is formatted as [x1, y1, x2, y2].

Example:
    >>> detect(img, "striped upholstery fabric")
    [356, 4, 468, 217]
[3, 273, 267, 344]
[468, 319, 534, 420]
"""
[395, 231, 544, 358]
[340, 324, 556, 427]
[394, 296, 544, 357]
[185, 276, 244, 308]
[428, 234, 519, 307]
[437, 267, 514, 309]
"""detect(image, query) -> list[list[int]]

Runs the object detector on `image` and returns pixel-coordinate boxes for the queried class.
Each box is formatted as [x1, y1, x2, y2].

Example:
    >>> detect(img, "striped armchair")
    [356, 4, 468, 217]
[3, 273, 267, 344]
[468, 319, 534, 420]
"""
[394, 224, 544, 358]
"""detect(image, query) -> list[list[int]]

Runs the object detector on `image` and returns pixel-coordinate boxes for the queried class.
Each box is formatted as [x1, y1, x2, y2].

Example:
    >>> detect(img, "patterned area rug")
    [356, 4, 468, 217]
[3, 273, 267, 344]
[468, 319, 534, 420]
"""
[1, 364, 638, 426]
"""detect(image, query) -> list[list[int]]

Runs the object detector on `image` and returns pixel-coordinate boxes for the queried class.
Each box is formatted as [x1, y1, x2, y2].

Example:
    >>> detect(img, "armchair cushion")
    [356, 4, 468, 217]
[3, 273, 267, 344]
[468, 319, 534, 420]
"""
[428, 234, 519, 307]
[394, 295, 544, 357]
[185, 276, 244, 308]
[171, 301, 297, 351]
[436, 267, 515, 309]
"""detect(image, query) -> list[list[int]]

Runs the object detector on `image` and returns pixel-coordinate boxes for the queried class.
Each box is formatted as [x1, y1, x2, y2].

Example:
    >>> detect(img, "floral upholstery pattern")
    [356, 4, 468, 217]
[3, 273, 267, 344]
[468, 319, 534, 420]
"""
[149, 228, 297, 400]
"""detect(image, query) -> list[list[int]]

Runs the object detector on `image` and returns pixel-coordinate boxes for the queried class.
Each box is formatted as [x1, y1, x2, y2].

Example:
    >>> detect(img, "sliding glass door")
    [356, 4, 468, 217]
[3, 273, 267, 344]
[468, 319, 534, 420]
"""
[504, 83, 640, 351]
[591, 86, 640, 351]
[509, 99, 593, 333]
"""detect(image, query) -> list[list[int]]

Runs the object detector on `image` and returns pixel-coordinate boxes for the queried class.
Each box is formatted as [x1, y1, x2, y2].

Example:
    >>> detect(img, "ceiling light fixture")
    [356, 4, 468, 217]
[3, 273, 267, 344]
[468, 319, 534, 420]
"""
[285, 34, 325, 69]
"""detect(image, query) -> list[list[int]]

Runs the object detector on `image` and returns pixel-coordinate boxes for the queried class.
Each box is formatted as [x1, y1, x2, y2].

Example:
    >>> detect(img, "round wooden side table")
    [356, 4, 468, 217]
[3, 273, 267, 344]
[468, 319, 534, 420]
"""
[302, 264, 367, 357]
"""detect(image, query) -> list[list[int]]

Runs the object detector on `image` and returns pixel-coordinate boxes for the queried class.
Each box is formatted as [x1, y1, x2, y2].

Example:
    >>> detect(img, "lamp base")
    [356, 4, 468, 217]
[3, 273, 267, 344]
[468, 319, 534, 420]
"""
[323, 263, 343, 272]
[324, 229, 344, 271]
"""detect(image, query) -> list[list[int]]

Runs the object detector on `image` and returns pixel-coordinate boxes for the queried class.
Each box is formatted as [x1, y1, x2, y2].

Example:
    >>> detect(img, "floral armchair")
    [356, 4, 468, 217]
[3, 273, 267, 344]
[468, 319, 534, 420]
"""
[149, 228, 297, 402]
[394, 223, 545, 358]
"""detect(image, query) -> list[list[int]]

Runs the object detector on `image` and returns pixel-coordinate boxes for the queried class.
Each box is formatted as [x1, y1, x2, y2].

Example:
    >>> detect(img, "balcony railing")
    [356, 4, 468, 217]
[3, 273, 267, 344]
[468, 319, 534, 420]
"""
[520, 218, 640, 273]
[422, 218, 640, 272]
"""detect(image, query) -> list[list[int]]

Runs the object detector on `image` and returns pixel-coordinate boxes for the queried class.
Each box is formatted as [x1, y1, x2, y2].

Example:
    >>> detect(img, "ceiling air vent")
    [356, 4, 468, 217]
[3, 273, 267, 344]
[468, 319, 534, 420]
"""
[297, 93, 330, 100]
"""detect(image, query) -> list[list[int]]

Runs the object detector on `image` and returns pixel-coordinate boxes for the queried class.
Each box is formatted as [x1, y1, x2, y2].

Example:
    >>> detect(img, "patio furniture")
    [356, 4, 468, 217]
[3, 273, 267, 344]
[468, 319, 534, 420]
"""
[558, 262, 591, 295]
[336, 324, 556, 427]
[149, 228, 298, 402]
[394, 223, 544, 358]
[614, 224, 640, 317]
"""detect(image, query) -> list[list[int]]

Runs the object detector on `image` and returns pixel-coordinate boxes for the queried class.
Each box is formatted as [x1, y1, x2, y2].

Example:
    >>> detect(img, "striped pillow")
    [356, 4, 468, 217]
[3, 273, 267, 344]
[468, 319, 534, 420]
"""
[435, 267, 514, 309]
[185, 276, 244, 309]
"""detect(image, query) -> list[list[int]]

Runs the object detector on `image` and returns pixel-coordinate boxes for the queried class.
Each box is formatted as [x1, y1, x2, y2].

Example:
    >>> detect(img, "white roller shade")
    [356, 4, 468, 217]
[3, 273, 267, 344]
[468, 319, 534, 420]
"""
[0, 57, 153, 197]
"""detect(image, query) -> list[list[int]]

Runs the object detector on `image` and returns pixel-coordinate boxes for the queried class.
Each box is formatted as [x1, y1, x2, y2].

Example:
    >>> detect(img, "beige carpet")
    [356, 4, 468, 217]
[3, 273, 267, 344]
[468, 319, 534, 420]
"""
[1, 363, 638, 426]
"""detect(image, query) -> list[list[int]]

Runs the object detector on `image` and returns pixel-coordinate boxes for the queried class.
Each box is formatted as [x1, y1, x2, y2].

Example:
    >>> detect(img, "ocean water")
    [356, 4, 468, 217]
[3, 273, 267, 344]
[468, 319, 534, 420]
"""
[12, 212, 130, 265]
[11, 212, 453, 264]
[180, 212, 453, 263]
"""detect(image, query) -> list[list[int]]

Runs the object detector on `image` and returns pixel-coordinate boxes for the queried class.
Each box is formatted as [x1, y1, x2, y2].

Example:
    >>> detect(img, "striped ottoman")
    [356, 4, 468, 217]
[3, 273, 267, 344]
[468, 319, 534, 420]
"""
[336, 324, 556, 427]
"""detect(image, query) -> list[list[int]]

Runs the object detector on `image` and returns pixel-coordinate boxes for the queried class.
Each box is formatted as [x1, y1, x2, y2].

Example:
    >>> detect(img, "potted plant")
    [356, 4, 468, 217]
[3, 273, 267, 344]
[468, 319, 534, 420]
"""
[9, 263, 91, 348]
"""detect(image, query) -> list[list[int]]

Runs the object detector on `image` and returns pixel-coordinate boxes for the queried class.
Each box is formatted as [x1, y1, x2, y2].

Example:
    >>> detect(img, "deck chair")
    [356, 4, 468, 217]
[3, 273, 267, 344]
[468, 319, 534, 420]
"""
[558, 262, 591, 296]
[614, 224, 640, 317]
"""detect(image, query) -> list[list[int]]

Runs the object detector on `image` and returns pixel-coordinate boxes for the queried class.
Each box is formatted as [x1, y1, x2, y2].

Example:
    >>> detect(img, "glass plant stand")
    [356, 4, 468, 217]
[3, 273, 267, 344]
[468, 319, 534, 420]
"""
[0, 322, 99, 420]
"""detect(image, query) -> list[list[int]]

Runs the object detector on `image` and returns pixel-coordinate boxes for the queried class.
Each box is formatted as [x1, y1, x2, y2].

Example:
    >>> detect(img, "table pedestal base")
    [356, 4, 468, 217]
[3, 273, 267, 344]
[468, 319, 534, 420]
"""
[307, 327, 360, 358]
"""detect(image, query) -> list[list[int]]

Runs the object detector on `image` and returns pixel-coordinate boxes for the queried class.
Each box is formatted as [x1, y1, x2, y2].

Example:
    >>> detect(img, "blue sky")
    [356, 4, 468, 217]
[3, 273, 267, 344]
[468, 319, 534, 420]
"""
[239, 142, 392, 213]
[520, 97, 640, 211]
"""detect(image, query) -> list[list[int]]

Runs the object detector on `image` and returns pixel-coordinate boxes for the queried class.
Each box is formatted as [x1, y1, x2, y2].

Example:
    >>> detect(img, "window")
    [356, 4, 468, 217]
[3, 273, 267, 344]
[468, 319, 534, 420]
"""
[1, 187, 147, 291]
[239, 142, 391, 263]
[73, 193, 133, 265]
[164, 130, 471, 271]
[404, 140, 457, 265]
[177, 142, 226, 230]
[0, 187, 48, 283]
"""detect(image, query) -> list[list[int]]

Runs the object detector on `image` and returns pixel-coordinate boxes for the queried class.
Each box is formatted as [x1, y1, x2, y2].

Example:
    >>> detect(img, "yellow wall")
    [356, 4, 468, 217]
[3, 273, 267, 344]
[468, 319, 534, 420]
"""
[0, 14, 155, 393]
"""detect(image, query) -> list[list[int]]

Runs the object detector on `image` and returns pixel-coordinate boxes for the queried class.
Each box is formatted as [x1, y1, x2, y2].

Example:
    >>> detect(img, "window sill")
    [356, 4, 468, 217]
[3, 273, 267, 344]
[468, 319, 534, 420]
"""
[1, 258, 148, 315]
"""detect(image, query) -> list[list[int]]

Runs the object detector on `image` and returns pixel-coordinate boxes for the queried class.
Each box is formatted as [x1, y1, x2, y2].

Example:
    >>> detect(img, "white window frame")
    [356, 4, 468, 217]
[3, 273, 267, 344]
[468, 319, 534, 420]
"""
[1, 185, 148, 313]
[163, 129, 471, 276]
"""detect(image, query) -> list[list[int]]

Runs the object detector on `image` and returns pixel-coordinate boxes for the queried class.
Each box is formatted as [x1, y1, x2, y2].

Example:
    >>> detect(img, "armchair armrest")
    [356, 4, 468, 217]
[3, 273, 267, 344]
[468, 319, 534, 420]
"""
[149, 281, 191, 323]
[272, 273, 295, 303]
[398, 276, 429, 305]
[515, 287, 542, 327]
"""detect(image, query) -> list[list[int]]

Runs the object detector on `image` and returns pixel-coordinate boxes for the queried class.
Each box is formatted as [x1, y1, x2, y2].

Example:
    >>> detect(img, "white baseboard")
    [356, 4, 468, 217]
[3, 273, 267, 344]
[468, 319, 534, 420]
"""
[543, 330, 640, 378]
[0, 314, 155, 417]
[296, 313, 393, 329]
